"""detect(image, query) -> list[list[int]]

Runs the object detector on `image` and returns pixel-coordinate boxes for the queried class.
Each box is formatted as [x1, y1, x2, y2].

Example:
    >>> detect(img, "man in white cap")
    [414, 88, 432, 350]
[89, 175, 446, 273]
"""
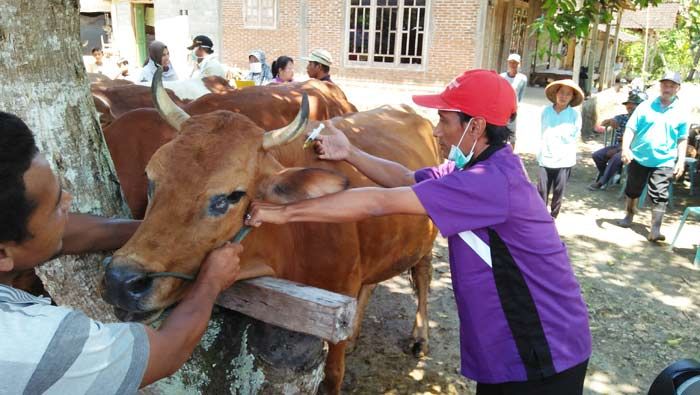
[617, 71, 688, 242]
[500, 54, 527, 148]
[187, 35, 226, 79]
[302, 49, 333, 83]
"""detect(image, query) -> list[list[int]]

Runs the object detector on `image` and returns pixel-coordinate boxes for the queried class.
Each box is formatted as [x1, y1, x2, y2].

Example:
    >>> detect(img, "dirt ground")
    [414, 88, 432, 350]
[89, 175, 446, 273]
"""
[338, 81, 700, 395]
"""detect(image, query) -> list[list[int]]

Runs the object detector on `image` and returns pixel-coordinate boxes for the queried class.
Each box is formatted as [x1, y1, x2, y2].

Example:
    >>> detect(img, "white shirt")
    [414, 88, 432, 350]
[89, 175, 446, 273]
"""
[190, 55, 226, 79]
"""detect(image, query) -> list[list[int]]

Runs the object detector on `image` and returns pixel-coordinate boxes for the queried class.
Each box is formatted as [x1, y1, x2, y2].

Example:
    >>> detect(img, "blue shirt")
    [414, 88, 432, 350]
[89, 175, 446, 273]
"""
[538, 106, 581, 168]
[627, 96, 688, 168]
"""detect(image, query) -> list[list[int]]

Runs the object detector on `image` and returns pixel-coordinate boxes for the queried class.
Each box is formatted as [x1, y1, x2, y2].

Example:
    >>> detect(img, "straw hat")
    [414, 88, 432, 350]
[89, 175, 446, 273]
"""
[544, 79, 584, 107]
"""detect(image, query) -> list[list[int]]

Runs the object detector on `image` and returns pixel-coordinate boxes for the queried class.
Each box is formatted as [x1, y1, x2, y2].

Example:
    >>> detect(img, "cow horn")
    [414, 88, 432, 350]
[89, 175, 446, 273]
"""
[262, 93, 310, 150]
[151, 66, 190, 131]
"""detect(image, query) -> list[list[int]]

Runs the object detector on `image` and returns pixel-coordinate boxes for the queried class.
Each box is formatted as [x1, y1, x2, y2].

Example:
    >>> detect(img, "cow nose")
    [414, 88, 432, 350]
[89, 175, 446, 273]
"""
[103, 263, 154, 311]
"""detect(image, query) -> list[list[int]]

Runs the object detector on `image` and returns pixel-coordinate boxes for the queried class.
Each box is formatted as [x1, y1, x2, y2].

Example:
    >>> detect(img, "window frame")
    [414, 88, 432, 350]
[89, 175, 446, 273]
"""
[243, 0, 278, 30]
[343, 0, 431, 71]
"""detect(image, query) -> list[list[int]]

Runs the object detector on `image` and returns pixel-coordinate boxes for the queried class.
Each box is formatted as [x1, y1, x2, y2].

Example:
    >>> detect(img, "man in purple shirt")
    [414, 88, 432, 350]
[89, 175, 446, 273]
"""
[246, 69, 591, 394]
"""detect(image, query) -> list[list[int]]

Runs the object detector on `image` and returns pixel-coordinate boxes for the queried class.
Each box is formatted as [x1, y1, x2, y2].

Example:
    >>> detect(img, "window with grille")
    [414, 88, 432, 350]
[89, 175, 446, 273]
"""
[509, 6, 528, 55]
[244, 0, 277, 29]
[346, 0, 428, 68]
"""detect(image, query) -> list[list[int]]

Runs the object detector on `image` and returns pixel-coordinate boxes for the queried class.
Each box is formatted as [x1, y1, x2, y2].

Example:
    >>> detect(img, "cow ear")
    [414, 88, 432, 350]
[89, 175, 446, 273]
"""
[257, 167, 349, 204]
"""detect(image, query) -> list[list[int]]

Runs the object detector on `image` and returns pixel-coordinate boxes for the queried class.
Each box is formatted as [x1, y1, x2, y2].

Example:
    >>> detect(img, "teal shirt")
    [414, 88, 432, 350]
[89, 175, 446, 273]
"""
[627, 96, 688, 168]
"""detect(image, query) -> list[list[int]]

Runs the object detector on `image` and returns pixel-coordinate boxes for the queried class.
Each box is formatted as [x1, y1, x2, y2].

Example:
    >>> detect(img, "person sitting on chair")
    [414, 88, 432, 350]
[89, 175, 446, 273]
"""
[588, 92, 646, 191]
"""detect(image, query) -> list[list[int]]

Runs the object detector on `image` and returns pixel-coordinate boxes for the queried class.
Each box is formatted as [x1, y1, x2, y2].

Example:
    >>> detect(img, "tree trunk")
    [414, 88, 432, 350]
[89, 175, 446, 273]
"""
[0, 0, 127, 321]
[687, 48, 700, 81]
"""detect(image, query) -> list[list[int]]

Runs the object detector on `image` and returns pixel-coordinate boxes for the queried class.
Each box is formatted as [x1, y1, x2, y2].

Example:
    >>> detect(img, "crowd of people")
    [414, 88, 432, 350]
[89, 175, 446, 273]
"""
[85, 34, 335, 87]
[2, 39, 694, 395]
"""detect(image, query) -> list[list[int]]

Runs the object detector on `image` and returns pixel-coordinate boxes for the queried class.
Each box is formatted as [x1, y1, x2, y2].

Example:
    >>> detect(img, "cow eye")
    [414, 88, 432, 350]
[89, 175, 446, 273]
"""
[209, 195, 230, 216]
[147, 179, 155, 201]
[227, 190, 246, 204]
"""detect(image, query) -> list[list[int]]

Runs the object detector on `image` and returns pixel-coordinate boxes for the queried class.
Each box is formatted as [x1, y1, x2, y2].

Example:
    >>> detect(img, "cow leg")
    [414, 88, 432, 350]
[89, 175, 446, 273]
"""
[409, 253, 432, 358]
[346, 283, 377, 353]
[319, 341, 347, 395]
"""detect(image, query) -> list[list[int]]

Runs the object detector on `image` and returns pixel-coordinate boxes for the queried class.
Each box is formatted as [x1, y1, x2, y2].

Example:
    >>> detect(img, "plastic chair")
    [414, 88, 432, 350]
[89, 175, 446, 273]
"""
[669, 207, 700, 267]
[686, 157, 697, 196]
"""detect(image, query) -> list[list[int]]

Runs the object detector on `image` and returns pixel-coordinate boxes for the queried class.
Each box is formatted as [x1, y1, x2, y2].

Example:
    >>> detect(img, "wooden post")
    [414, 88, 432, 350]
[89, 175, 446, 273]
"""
[216, 276, 357, 344]
[598, 20, 613, 92]
[572, 0, 585, 84]
[609, 8, 624, 87]
[585, 5, 601, 95]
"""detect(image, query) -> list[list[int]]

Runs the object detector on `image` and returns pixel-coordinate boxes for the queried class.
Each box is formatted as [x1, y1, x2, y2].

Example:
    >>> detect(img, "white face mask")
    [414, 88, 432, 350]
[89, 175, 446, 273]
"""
[249, 62, 262, 73]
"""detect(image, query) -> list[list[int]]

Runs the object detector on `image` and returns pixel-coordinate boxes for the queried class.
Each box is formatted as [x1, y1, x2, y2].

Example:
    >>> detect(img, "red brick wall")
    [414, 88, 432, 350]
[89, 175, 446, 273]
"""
[221, 0, 301, 70]
[221, 0, 480, 86]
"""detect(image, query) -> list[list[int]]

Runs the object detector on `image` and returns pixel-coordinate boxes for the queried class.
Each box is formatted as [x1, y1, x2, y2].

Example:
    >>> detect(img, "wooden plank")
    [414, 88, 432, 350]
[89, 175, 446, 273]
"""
[216, 277, 357, 344]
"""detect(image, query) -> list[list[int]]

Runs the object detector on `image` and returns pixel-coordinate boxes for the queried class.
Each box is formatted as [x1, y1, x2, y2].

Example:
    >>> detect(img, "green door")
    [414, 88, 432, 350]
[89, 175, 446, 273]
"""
[134, 4, 147, 65]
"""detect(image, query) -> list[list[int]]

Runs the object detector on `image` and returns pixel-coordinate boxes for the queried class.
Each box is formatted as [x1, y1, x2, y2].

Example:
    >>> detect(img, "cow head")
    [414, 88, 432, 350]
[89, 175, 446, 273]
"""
[102, 68, 347, 322]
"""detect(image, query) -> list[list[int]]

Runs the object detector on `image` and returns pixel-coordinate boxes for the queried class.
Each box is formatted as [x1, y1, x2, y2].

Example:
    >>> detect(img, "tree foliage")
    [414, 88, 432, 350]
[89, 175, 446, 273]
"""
[531, 0, 663, 60]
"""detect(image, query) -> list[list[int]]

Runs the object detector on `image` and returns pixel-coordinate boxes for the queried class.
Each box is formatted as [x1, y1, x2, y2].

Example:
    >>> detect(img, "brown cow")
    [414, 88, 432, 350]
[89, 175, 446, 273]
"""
[102, 70, 439, 394]
[91, 76, 235, 128]
[103, 79, 358, 219]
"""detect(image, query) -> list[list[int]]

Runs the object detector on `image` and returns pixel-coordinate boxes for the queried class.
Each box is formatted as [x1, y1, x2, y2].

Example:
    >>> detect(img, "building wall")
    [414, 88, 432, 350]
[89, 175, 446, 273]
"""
[111, 1, 138, 63]
[221, 0, 481, 86]
[221, 0, 302, 71]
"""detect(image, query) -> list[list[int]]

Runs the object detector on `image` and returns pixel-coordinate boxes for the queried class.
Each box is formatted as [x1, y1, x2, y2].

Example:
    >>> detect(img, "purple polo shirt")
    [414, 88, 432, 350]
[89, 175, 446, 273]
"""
[412, 144, 591, 384]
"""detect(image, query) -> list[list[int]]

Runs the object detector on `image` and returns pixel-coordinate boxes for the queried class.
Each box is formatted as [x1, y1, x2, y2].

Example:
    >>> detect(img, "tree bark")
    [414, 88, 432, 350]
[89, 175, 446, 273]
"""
[0, 0, 127, 320]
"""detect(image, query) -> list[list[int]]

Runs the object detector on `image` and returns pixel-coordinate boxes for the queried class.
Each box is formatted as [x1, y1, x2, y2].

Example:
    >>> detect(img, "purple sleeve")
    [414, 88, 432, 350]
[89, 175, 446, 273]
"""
[414, 161, 456, 183]
[411, 165, 509, 237]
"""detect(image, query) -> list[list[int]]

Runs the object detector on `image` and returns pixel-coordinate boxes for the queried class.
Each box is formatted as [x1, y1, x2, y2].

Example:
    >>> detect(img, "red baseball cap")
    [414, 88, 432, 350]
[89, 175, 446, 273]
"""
[412, 69, 517, 126]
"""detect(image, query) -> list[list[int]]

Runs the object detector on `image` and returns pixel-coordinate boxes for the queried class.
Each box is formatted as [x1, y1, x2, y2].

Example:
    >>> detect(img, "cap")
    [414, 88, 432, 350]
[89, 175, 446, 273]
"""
[622, 91, 647, 105]
[301, 49, 333, 67]
[187, 35, 214, 50]
[507, 53, 521, 63]
[411, 69, 517, 126]
[659, 70, 681, 85]
[544, 79, 585, 107]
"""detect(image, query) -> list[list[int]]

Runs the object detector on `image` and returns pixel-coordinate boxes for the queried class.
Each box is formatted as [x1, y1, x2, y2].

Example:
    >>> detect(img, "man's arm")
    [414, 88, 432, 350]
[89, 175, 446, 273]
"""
[61, 213, 140, 255]
[140, 242, 243, 387]
[314, 122, 416, 188]
[674, 138, 689, 179]
[620, 127, 635, 164]
[246, 187, 425, 226]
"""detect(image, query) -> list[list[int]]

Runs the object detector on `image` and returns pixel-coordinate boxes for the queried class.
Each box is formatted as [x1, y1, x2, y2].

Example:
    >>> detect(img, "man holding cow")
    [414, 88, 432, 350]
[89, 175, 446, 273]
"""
[247, 69, 592, 394]
[0, 111, 244, 393]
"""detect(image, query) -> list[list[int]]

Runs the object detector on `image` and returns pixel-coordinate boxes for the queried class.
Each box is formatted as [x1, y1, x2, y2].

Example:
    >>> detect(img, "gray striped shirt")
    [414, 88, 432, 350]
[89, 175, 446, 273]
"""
[0, 284, 149, 395]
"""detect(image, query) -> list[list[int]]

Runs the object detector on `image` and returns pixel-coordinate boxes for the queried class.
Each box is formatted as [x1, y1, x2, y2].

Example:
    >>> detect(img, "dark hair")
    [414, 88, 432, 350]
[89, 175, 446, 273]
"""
[0, 112, 39, 243]
[271, 56, 294, 78]
[91, 47, 102, 55]
[310, 61, 330, 74]
[458, 112, 515, 145]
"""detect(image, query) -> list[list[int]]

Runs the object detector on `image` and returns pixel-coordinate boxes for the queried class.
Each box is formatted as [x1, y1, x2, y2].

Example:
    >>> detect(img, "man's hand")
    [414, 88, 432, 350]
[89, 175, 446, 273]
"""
[313, 121, 353, 161]
[674, 160, 685, 180]
[244, 201, 289, 227]
[621, 148, 633, 165]
[196, 242, 243, 293]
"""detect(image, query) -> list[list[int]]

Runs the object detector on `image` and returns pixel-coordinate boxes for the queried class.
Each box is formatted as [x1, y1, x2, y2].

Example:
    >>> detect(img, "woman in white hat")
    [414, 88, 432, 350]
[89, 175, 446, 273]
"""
[537, 79, 584, 218]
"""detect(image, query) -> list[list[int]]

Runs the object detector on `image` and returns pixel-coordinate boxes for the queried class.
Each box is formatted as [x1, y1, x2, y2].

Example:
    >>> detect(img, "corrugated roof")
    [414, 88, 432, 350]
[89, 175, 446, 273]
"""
[597, 24, 640, 42]
[620, 2, 681, 30]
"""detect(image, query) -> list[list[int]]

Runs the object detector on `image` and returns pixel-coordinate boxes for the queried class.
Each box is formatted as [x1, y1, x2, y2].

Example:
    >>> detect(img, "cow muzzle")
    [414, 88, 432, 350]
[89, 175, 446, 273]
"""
[101, 256, 163, 321]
